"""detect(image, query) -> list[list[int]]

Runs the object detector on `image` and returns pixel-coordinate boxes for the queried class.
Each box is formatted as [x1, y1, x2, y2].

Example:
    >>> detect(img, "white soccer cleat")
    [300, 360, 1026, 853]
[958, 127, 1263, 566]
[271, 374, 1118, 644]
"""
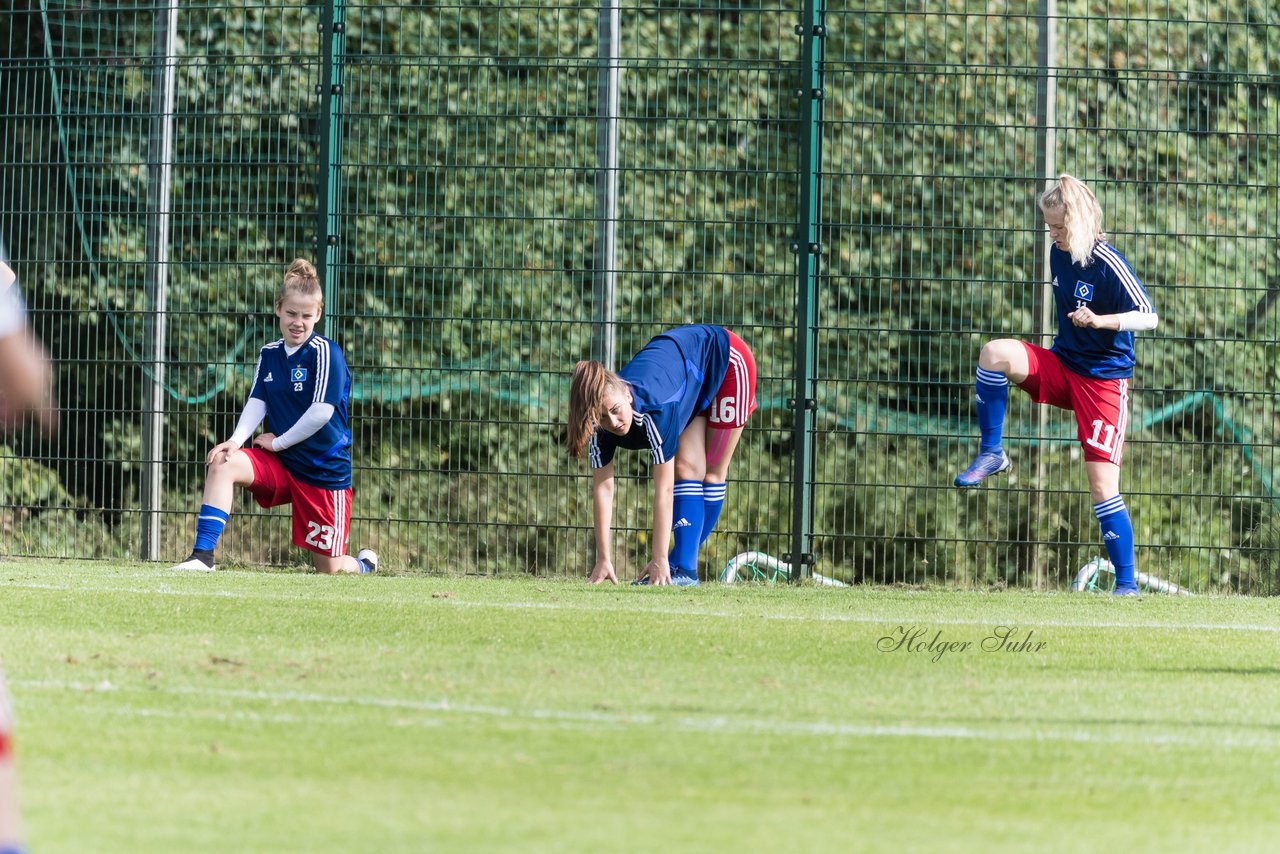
[356, 548, 379, 574]
[169, 554, 216, 572]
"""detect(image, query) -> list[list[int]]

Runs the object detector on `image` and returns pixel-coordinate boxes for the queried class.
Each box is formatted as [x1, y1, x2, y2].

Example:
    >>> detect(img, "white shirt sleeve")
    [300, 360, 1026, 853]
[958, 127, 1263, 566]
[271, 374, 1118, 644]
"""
[0, 261, 27, 338]
[1115, 311, 1158, 332]
[270, 401, 335, 451]
[228, 397, 268, 447]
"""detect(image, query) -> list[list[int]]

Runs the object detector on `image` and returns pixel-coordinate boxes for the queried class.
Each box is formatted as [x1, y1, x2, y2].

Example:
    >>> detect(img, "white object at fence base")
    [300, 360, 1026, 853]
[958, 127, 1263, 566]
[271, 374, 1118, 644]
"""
[719, 551, 848, 587]
[1071, 556, 1192, 596]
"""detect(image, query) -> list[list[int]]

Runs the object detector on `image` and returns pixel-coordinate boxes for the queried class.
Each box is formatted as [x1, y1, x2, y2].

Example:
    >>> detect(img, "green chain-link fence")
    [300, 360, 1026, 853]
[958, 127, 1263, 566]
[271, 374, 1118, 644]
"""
[1, 1, 1277, 592]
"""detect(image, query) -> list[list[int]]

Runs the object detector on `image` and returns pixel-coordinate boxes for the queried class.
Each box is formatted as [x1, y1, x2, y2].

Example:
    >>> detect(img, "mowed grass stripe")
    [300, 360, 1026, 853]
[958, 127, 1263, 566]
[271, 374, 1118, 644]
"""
[3, 569, 1280, 634]
[14, 677, 1280, 751]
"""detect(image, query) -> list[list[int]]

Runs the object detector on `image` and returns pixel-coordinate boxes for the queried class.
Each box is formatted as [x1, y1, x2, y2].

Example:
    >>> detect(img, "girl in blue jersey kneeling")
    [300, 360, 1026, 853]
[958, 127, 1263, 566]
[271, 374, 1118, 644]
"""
[170, 259, 377, 575]
[955, 175, 1157, 594]
[568, 325, 757, 586]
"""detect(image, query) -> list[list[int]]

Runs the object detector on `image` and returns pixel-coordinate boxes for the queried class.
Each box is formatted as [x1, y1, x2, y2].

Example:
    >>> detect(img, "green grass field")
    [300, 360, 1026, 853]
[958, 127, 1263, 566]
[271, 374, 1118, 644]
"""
[3, 561, 1279, 853]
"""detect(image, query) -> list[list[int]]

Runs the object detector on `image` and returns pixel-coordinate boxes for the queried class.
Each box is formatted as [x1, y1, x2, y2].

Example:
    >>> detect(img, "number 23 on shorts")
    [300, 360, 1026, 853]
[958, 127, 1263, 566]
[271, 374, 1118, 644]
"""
[305, 521, 335, 550]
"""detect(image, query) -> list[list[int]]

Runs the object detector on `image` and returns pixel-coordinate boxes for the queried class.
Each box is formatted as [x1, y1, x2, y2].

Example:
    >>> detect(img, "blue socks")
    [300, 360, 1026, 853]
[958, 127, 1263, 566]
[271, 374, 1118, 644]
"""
[664, 480, 727, 583]
[701, 482, 727, 546]
[193, 504, 230, 553]
[975, 367, 1009, 452]
[1094, 495, 1136, 591]
[670, 480, 705, 574]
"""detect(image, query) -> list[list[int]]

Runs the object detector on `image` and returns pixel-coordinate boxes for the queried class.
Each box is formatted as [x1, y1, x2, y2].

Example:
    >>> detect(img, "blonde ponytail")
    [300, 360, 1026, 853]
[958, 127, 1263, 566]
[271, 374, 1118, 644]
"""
[567, 360, 627, 458]
[1039, 174, 1105, 266]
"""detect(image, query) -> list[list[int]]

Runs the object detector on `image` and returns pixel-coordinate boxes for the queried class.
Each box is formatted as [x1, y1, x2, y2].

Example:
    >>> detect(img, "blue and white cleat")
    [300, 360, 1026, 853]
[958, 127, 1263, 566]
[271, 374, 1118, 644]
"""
[169, 551, 216, 572]
[632, 568, 701, 586]
[1112, 585, 1140, 597]
[954, 449, 1012, 488]
[356, 548, 379, 574]
[670, 567, 701, 587]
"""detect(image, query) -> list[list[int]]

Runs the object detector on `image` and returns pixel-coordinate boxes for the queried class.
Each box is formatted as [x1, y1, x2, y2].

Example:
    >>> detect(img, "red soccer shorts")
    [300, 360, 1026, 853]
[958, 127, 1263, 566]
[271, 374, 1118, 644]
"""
[0, 668, 12, 757]
[702, 329, 758, 431]
[1017, 343, 1130, 465]
[243, 448, 352, 557]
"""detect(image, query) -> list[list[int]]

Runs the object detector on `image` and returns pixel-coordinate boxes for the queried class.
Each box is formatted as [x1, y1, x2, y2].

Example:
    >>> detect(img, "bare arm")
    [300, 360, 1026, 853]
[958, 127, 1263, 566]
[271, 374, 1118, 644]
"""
[0, 327, 55, 433]
[644, 459, 675, 585]
[589, 462, 617, 584]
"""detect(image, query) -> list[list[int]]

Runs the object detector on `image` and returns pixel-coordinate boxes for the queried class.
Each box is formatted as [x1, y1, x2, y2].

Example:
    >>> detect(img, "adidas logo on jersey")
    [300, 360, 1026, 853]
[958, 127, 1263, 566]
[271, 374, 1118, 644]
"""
[263, 372, 274, 382]
[673, 517, 692, 529]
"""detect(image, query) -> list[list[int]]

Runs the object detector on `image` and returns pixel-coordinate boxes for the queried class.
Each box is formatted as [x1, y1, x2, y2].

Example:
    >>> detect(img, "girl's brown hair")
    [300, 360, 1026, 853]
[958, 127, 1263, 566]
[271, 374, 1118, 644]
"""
[1038, 174, 1105, 266]
[566, 360, 627, 458]
[277, 258, 323, 309]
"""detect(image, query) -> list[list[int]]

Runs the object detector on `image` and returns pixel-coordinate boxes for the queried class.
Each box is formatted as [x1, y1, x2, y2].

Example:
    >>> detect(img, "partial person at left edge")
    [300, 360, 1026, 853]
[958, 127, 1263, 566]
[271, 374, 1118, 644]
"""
[0, 242, 57, 854]
[0, 248, 56, 434]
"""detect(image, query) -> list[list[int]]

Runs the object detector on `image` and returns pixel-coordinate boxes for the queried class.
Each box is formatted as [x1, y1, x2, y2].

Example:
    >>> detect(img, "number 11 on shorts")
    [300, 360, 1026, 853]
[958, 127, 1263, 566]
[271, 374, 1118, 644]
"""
[1087, 419, 1117, 454]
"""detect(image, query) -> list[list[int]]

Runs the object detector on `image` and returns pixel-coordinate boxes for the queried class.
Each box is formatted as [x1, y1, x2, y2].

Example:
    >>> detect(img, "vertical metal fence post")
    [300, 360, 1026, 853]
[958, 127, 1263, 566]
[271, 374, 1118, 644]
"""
[1033, 0, 1057, 589]
[317, 0, 347, 322]
[591, 0, 621, 370]
[140, 0, 179, 561]
[789, 0, 826, 581]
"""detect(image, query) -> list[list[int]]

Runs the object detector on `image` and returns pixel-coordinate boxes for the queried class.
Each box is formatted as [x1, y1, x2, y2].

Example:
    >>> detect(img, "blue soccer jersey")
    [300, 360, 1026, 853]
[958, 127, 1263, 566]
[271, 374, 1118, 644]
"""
[1049, 242, 1155, 379]
[249, 333, 353, 489]
[588, 325, 731, 469]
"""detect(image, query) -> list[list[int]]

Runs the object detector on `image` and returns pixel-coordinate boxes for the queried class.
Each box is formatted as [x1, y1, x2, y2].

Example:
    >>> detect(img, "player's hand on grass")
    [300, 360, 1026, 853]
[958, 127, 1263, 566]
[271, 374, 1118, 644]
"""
[644, 557, 672, 586]
[589, 559, 617, 585]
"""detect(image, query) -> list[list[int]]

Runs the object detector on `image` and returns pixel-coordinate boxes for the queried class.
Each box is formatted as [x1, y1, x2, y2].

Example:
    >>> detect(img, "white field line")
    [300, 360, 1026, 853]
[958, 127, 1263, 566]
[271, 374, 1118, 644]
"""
[96, 703, 446, 730]
[14, 677, 1280, 750]
[4, 577, 1280, 634]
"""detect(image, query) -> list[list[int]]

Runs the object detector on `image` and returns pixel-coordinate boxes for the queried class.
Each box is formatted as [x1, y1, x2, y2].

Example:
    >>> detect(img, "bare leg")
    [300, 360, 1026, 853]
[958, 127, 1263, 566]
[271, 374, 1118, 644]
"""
[978, 339, 1030, 384]
[956, 340, 1025, 487]
[705, 425, 745, 482]
[700, 424, 745, 550]
[0, 670, 22, 852]
[1084, 460, 1121, 503]
[674, 416, 709, 482]
[170, 449, 257, 570]
[202, 450, 256, 512]
[311, 553, 361, 574]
